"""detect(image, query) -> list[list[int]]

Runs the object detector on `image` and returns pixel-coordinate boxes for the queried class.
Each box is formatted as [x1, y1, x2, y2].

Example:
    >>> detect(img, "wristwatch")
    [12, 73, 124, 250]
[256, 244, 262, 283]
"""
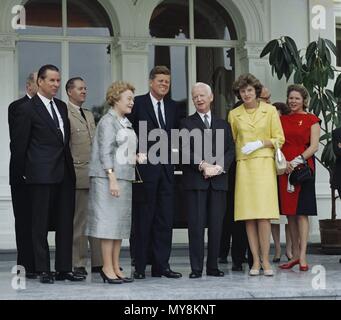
[105, 168, 114, 174]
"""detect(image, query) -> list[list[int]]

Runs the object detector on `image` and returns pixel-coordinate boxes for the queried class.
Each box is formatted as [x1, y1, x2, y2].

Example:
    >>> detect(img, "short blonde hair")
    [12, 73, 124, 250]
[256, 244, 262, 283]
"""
[106, 81, 135, 106]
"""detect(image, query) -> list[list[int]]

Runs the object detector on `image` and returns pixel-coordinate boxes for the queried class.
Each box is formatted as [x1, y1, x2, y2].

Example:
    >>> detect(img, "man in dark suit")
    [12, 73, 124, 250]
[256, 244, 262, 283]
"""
[129, 65, 182, 279]
[13, 65, 84, 283]
[180, 82, 235, 278]
[8, 72, 38, 278]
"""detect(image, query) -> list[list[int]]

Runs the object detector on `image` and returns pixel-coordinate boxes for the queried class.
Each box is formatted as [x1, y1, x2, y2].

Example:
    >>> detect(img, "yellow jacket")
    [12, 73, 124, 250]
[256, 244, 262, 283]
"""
[228, 101, 285, 161]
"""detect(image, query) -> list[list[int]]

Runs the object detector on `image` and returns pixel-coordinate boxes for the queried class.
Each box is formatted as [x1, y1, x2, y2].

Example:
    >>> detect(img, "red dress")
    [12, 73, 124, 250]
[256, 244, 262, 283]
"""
[278, 113, 320, 216]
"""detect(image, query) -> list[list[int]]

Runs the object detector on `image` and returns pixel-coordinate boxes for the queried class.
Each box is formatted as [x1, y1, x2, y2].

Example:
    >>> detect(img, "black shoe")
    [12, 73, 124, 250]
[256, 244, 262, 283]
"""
[339, 258, 341, 264]
[25, 272, 38, 279]
[99, 270, 123, 284]
[39, 272, 54, 284]
[189, 271, 202, 279]
[55, 271, 85, 281]
[91, 266, 102, 273]
[206, 269, 224, 277]
[232, 264, 243, 272]
[92, 265, 122, 272]
[133, 271, 145, 279]
[272, 257, 281, 263]
[218, 257, 228, 264]
[117, 275, 134, 283]
[74, 267, 88, 277]
[151, 268, 182, 278]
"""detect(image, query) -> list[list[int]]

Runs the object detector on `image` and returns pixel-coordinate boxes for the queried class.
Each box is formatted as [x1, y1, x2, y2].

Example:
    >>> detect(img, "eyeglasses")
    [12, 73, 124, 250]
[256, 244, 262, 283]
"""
[260, 96, 271, 100]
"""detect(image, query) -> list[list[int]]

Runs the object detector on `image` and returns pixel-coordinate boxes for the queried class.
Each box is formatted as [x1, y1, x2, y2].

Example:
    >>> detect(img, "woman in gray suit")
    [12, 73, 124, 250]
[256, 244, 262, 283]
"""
[86, 81, 139, 284]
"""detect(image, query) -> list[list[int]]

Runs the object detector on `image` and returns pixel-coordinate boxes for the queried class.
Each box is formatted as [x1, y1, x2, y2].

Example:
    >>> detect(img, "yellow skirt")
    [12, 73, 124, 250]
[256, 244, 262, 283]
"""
[234, 157, 280, 221]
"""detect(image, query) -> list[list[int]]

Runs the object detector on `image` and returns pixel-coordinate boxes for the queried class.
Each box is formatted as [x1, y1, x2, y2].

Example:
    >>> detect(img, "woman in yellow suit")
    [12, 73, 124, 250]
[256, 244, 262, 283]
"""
[228, 74, 284, 276]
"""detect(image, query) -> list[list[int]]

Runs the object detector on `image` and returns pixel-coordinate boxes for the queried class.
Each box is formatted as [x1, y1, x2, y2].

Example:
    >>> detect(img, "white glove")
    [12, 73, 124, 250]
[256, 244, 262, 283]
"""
[241, 140, 263, 155]
[290, 155, 304, 168]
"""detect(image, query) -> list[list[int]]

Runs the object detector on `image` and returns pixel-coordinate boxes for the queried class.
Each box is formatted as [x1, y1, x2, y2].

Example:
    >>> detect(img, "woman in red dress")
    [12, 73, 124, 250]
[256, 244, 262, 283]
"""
[278, 84, 320, 271]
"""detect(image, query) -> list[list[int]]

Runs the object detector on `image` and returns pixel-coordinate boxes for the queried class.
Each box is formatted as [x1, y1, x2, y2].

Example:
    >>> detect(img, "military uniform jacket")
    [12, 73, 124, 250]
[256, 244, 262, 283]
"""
[67, 102, 96, 189]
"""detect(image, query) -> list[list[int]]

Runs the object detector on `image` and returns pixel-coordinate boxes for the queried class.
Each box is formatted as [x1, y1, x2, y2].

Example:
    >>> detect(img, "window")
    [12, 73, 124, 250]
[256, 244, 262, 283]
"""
[149, 0, 237, 119]
[16, 0, 113, 109]
[336, 18, 341, 67]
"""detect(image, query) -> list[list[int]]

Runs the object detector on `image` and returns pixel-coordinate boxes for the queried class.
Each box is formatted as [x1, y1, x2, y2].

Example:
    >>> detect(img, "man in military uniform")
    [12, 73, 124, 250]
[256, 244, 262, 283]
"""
[66, 77, 102, 276]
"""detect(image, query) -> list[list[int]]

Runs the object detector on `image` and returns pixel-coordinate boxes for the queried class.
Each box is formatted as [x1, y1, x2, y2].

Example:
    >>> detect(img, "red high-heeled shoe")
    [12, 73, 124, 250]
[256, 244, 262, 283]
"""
[279, 259, 300, 269]
[299, 264, 309, 271]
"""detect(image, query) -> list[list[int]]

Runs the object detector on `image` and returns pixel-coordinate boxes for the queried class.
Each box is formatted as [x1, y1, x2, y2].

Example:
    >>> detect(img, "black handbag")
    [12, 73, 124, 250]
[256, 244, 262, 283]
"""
[289, 159, 313, 185]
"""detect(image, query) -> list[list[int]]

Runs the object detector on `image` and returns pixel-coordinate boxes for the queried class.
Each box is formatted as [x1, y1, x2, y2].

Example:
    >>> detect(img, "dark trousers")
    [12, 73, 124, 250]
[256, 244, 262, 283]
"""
[187, 188, 226, 272]
[10, 184, 35, 273]
[219, 215, 249, 265]
[29, 171, 75, 272]
[219, 191, 248, 266]
[133, 167, 174, 273]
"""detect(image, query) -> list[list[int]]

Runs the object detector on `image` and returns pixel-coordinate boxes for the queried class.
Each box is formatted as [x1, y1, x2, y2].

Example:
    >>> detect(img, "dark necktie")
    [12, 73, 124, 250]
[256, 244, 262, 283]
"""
[204, 114, 210, 129]
[157, 101, 166, 129]
[79, 107, 87, 121]
[50, 101, 60, 128]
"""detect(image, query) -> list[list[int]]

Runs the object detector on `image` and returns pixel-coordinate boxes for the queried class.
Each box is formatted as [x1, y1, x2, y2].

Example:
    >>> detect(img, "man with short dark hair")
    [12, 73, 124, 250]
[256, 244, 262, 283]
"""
[66, 77, 102, 276]
[129, 65, 182, 279]
[13, 64, 84, 283]
[8, 72, 38, 279]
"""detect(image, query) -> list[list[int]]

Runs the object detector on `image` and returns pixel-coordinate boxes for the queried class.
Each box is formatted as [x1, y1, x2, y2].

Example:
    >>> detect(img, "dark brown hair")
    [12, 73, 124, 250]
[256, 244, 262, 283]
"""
[232, 73, 262, 100]
[65, 77, 84, 94]
[37, 64, 59, 80]
[273, 102, 291, 115]
[149, 65, 171, 80]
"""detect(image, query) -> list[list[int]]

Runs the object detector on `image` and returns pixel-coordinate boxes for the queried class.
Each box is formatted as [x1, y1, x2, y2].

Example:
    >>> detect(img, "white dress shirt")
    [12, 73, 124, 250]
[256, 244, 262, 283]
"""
[37, 92, 65, 138]
[149, 93, 166, 128]
[197, 110, 212, 128]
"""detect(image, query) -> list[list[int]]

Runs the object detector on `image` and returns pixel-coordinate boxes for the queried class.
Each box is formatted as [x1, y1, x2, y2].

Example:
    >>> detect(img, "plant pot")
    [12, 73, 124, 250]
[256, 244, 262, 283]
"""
[319, 219, 341, 254]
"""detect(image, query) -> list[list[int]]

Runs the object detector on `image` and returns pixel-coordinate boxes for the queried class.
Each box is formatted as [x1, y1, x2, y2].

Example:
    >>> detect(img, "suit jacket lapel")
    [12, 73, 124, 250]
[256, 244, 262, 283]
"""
[32, 95, 63, 142]
[192, 112, 207, 131]
[146, 94, 160, 129]
[164, 99, 176, 131]
[56, 100, 68, 143]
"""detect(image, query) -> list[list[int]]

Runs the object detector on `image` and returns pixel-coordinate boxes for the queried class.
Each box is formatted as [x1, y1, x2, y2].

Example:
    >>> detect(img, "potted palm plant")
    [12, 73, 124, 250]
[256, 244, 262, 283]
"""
[260, 36, 341, 253]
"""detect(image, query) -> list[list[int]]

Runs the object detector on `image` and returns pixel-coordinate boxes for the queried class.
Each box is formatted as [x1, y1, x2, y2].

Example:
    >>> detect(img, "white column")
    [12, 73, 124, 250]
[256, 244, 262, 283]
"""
[113, 38, 150, 95]
[0, 33, 16, 249]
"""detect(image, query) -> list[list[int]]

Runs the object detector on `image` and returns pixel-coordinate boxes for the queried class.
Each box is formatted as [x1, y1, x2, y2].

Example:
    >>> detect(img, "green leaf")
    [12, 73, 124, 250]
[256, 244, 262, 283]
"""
[306, 41, 317, 61]
[334, 73, 341, 98]
[325, 89, 336, 103]
[282, 43, 293, 65]
[318, 37, 326, 59]
[284, 36, 301, 67]
[260, 39, 278, 58]
[294, 69, 303, 84]
[320, 132, 332, 141]
[325, 47, 331, 65]
[309, 92, 319, 110]
[325, 38, 337, 57]
[269, 41, 280, 65]
[328, 66, 335, 80]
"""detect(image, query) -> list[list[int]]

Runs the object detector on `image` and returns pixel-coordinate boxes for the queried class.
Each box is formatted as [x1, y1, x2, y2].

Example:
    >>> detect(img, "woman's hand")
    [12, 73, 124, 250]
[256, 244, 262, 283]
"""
[285, 161, 294, 174]
[136, 153, 147, 164]
[108, 174, 120, 197]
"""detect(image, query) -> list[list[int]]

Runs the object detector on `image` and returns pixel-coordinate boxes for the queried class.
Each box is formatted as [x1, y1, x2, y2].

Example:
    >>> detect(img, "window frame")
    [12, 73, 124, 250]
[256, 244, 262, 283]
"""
[15, 0, 115, 102]
[149, 0, 240, 113]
